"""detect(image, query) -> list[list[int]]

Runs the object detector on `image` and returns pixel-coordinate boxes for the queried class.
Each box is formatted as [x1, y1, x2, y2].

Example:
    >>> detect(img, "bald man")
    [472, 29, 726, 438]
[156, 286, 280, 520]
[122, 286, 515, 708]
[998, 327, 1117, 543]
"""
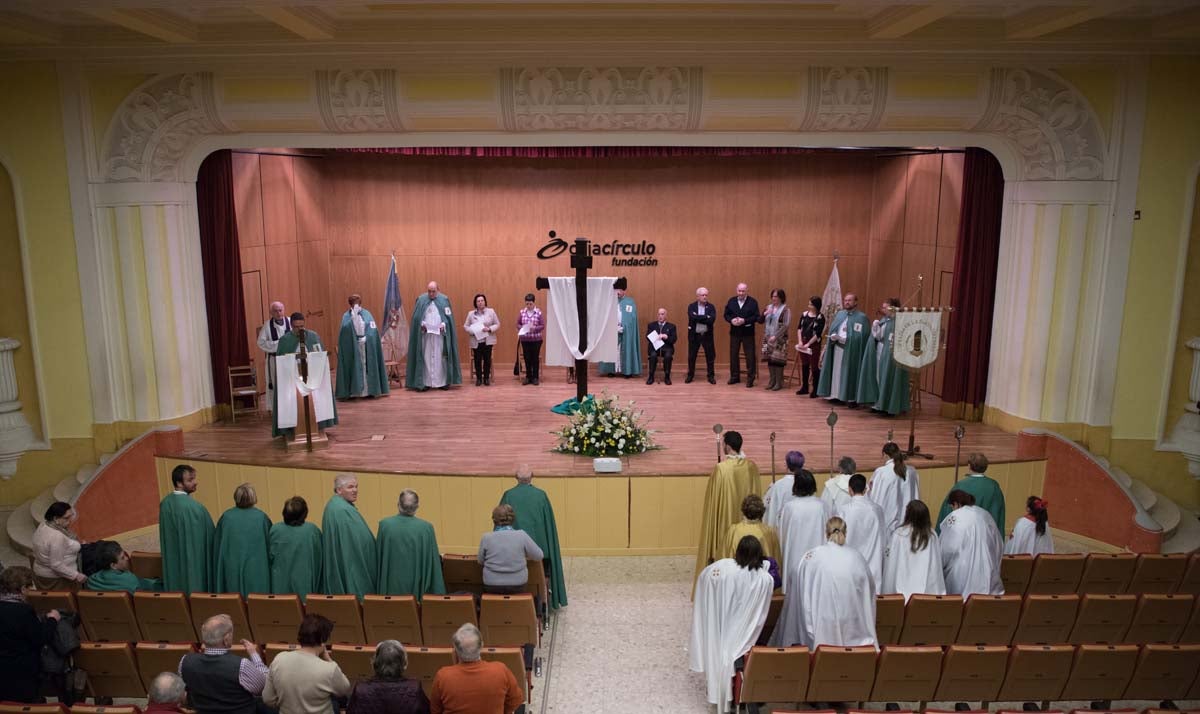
[686, 287, 717, 384]
[723, 283, 761, 387]
[406, 281, 462, 390]
[256, 301, 290, 411]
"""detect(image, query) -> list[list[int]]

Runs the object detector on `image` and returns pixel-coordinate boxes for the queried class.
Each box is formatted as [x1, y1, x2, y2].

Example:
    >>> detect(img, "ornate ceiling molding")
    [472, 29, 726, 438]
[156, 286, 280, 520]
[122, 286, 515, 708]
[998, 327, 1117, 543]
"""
[799, 66, 889, 132]
[315, 69, 404, 133]
[499, 66, 703, 131]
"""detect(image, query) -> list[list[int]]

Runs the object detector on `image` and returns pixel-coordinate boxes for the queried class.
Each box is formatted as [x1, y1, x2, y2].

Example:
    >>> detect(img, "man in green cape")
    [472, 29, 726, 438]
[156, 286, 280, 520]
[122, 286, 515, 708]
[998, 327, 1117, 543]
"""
[499, 466, 568, 610]
[377, 489, 446, 599]
[816, 292, 871, 406]
[212, 483, 272, 598]
[693, 431, 761, 592]
[335, 293, 389, 399]
[937, 452, 1006, 533]
[858, 297, 910, 415]
[321, 473, 377, 598]
[598, 285, 641, 377]
[158, 464, 214, 595]
[269, 496, 323, 600]
[406, 281, 462, 391]
[272, 312, 339, 438]
[85, 542, 162, 593]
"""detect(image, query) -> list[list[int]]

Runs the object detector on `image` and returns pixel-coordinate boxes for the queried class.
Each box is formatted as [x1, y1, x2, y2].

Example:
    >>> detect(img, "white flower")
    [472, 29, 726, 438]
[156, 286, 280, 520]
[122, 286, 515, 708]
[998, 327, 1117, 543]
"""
[574, 446, 580, 452]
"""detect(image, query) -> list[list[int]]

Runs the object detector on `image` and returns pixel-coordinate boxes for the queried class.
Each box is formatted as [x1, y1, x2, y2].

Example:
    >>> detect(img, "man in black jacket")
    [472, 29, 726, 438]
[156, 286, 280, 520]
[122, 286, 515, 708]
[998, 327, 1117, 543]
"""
[645, 308, 678, 385]
[723, 283, 760, 387]
[686, 287, 717, 384]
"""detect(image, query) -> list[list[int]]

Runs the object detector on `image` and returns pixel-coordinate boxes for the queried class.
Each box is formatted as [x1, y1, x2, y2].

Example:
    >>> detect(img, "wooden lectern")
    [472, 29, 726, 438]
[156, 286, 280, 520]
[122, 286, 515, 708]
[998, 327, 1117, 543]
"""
[286, 336, 329, 451]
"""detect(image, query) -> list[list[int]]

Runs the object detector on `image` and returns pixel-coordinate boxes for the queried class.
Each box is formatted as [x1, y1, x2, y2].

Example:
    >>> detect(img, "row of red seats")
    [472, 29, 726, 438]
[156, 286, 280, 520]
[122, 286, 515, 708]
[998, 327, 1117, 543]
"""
[1000, 552, 1200, 597]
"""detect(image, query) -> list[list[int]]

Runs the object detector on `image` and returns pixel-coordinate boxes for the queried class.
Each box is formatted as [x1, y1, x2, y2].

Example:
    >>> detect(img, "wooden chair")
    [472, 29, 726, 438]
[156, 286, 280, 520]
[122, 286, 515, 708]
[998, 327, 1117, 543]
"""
[1059, 644, 1139, 701]
[133, 591, 195, 642]
[263, 642, 301, 664]
[869, 645, 942, 704]
[1077, 553, 1137, 594]
[957, 594, 1021, 645]
[875, 594, 905, 646]
[932, 645, 1009, 704]
[1012, 594, 1079, 644]
[133, 642, 195, 691]
[995, 644, 1074, 705]
[420, 594, 477, 646]
[73, 642, 146, 699]
[330, 644, 376, 683]
[760, 593, 785, 644]
[805, 645, 877, 703]
[481, 647, 529, 701]
[1122, 644, 1200, 701]
[1177, 552, 1200, 596]
[26, 590, 77, 616]
[1127, 554, 1189, 595]
[362, 594, 422, 645]
[304, 594, 366, 645]
[128, 551, 162, 581]
[1125, 594, 1194, 644]
[737, 646, 810, 709]
[479, 594, 539, 649]
[1026, 554, 1086, 595]
[440, 554, 484, 596]
[188, 592, 252, 642]
[1001, 555, 1034, 596]
[899, 594, 962, 645]
[77, 590, 142, 642]
[246, 593, 304, 644]
[405, 646, 455, 698]
[228, 364, 259, 422]
[1068, 594, 1136, 644]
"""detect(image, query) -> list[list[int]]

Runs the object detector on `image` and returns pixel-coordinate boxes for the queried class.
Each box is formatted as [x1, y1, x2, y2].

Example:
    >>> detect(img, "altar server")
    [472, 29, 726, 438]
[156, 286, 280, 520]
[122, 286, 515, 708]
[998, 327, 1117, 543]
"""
[763, 450, 803, 529]
[776, 470, 831, 595]
[940, 490, 1005, 599]
[882, 500, 946, 601]
[816, 292, 870, 405]
[868, 442, 920, 532]
[1005, 496, 1054, 556]
[321, 474, 377, 598]
[722, 494, 780, 560]
[837, 474, 886, 589]
[820, 456, 857, 514]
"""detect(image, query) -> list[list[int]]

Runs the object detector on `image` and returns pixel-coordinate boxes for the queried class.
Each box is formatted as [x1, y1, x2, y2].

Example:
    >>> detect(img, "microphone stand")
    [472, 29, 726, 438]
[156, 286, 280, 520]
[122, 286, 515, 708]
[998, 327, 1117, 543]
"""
[769, 432, 777, 484]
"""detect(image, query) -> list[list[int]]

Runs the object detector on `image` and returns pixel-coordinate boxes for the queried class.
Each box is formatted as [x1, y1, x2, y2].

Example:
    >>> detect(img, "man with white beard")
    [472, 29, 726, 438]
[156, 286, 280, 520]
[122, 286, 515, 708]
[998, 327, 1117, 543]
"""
[836, 474, 886, 589]
[940, 489, 1004, 599]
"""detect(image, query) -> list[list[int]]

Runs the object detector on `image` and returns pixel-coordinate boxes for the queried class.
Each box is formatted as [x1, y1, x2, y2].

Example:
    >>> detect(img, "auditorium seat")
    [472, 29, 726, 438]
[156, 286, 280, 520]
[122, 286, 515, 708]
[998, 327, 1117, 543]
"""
[932, 645, 1008, 703]
[263, 642, 301, 664]
[0, 704, 68, 713]
[805, 645, 877, 703]
[128, 551, 162, 581]
[899, 594, 963, 645]
[133, 642, 195, 691]
[405, 646, 454, 697]
[1077, 553, 1138, 594]
[73, 642, 146, 699]
[246, 593, 304, 644]
[1012, 594, 1080, 644]
[26, 590, 77, 616]
[1122, 644, 1200, 701]
[362, 594, 422, 645]
[304, 594, 366, 644]
[1177, 553, 1200, 596]
[76, 591, 142, 642]
[1127, 554, 1188, 595]
[996, 644, 1073, 704]
[1125, 594, 1194, 644]
[1027, 554, 1086, 595]
[481, 646, 529, 698]
[957, 594, 1021, 645]
[188, 592, 251, 641]
[875, 594, 905, 646]
[1058, 644, 1139, 701]
[1068, 594, 1136, 644]
[420, 594, 477, 646]
[329, 643, 375, 682]
[69, 706, 142, 714]
[736, 646, 810, 708]
[440, 554, 484, 596]
[479, 593, 539, 648]
[1181, 595, 1200, 644]
[761, 594, 784, 643]
[525, 558, 549, 622]
[1001, 554, 1034, 596]
[868, 645, 942, 703]
[132, 591, 195, 642]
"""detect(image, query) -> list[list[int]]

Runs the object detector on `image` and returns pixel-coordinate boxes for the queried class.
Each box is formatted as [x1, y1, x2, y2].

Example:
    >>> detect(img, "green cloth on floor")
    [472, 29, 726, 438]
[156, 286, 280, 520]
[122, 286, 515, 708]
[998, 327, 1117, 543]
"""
[550, 395, 595, 415]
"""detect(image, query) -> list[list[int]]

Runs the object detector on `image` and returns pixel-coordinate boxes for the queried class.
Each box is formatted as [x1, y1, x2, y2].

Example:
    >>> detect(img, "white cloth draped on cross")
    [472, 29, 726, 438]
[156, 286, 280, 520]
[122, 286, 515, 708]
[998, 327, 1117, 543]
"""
[275, 352, 335, 429]
[544, 276, 621, 366]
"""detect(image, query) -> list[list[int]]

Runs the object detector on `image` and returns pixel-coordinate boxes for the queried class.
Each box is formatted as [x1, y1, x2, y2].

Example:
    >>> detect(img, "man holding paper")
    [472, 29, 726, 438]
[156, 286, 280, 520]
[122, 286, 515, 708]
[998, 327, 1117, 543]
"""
[406, 281, 462, 391]
[645, 307, 678, 385]
[272, 312, 338, 439]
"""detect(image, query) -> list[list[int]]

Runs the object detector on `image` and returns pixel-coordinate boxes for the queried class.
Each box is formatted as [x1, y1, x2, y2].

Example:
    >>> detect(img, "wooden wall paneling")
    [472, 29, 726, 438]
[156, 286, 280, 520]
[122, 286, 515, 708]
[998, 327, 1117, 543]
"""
[902, 154, 944, 247]
[265, 243, 301, 323]
[231, 152, 263, 248]
[297, 239, 332, 344]
[241, 270, 264, 384]
[292, 157, 324, 245]
[260, 154, 298, 247]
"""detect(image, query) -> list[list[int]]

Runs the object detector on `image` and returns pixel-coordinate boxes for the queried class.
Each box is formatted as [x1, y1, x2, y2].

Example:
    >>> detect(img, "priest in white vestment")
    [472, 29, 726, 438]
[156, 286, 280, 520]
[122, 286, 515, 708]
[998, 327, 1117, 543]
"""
[940, 490, 1004, 599]
[689, 535, 775, 714]
[773, 517, 877, 650]
[776, 470, 832, 595]
[867, 442, 921, 532]
[763, 450, 804, 528]
[882, 500, 946, 601]
[1004, 496, 1054, 556]
[837, 474, 886, 590]
[821, 456, 857, 513]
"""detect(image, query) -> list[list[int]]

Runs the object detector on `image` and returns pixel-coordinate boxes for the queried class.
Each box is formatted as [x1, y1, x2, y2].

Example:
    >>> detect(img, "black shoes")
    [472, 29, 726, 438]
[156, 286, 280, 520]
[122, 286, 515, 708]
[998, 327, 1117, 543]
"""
[664, 376, 672, 385]
[745, 379, 755, 388]
[646, 377, 654, 385]
[728, 378, 740, 385]
[707, 375, 716, 384]
[685, 375, 694, 383]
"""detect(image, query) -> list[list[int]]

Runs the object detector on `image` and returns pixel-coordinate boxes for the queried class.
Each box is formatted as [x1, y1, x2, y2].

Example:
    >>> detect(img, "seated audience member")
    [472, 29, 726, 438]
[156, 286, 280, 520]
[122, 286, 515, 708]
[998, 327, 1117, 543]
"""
[777, 469, 831, 595]
[0, 566, 62, 703]
[85, 541, 163, 592]
[430, 623, 523, 714]
[1004, 495, 1054, 556]
[940, 489, 1005, 599]
[722, 494, 780, 560]
[836, 474, 886, 589]
[146, 671, 190, 713]
[179, 614, 269, 714]
[346, 639, 430, 714]
[377, 489, 446, 599]
[270, 496, 323, 600]
[689, 535, 775, 712]
[499, 465, 568, 609]
[214, 482, 272, 598]
[882, 500, 946, 601]
[478, 504, 543, 595]
[264, 614, 352, 714]
[773, 517, 877, 650]
[32, 501, 87, 590]
[820, 456, 858, 513]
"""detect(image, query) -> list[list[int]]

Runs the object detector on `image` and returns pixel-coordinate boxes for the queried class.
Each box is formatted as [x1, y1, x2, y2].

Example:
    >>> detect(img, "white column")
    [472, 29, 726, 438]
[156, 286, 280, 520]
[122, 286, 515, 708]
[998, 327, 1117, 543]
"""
[0, 338, 36, 478]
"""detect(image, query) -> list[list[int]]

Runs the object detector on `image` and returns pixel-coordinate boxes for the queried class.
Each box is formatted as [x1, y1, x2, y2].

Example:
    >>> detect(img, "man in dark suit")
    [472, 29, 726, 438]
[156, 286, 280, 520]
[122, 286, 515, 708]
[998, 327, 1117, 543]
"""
[645, 307, 678, 385]
[686, 286, 717, 384]
[723, 282, 760, 387]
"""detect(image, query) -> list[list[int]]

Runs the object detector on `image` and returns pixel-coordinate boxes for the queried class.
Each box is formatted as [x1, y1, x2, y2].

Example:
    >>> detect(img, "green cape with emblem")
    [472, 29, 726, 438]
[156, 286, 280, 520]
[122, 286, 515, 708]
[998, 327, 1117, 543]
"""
[335, 307, 390, 399]
[158, 492, 215, 595]
[815, 309, 870, 401]
[857, 316, 910, 414]
[598, 295, 642, 376]
[500, 482, 568, 609]
[321, 495, 377, 598]
[405, 293, 463, 390]
[376, 514, 446, 599]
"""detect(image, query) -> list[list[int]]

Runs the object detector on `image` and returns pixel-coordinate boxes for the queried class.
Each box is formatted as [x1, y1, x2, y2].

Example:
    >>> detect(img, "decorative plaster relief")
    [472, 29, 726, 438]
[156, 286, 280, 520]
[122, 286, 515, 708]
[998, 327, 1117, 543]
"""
[799, 67, 888, 131]
[315, 69, 404, 133]
[500, 67, 702, 131]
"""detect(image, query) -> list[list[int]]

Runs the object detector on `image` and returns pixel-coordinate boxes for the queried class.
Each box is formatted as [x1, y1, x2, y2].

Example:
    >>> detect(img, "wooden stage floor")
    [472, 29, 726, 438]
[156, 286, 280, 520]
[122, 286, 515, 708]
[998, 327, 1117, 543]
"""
[180, 368, 1023, 477]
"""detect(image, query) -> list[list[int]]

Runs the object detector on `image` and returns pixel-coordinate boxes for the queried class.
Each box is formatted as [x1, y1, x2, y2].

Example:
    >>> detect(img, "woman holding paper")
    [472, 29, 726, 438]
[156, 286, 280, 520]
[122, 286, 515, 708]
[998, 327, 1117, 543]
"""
[516, 293, 545, 385]
[795, 296, 825, 397]
[464, 293, 500, 386]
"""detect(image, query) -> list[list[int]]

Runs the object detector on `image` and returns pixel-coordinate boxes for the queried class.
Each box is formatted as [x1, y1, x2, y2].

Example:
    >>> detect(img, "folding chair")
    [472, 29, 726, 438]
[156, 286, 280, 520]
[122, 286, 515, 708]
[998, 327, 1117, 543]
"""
[362, 594, 423, 645]
[263, 642, 301, 664]
[1127, 554, 1188, 595]
[1001, 554, 1034, 596]
[405, 646, 455, 698]
[1125, 594, 1194, 644]
[525, 558, 549, 622]
[1059, 644, 1139, 701]
[1027, 554, 1086, 595]
[128, 551, 163, 581]
[482, 646, 529, 700]
[420, 594, 477, 646]
[440, 554, 485, 596]
[760, 594, 785, 644]
[246, 593, 304, 644]
[957, 594, 1021, 645]
[330, 644, 376, 683]
[1077, 553, 1137, 594]
[1122, 644, 1200, 702]
[1177, 552, 1200, 596]
[304, 594, 366, 644]
[736, 646, 810, 710]
[73, 642, 146, 699]
[1012, 594, 1079, 644]
[133, 591, 195, 642]
[875, 594, 905, 646]
[77, 591, 142, 642]
[868, 645, 942, 703]
[0, 704, 68, 713]
[26, 590, 77, 616]
[899, 594, 962, 645]
[1068, 594, 1136, 644]
[188, 592, 252, 642]
[932, 645, 1009, 704]
[805, 645, 878, 703]
[133, 642, 196, 690]
[479, 594, 539, 648]
[995, 644, 1074, 705]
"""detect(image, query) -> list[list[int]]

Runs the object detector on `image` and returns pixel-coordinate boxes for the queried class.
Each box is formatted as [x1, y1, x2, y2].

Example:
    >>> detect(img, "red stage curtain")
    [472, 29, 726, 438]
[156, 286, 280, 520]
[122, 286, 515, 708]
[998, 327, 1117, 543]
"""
[341, 146, 829, 158]
[196, 150, 249, 405]
[941, 148, 1004, 421]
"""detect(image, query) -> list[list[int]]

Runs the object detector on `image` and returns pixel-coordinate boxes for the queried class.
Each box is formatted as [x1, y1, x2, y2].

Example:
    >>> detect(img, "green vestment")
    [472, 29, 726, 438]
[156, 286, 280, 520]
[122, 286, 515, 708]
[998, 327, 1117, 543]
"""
[269, 521, 323, 600]
[937, 473, 1007, 534]
[598, 295, 642, 376]
[693, 456, 762, 589]
[321, 496, 378, 598]
[86, 568, 162, 593]
[815, 309, 871, 401]
[335, 307, 390, 399]
[272, 328, 339, 438]
[376, 514, 446, 599]
[500, 483, 568, 609]
[213, 506, 272, 597]
[158, 492, 215, 595]
[405, 293, 462, 390]
[857, 316, 910, 414]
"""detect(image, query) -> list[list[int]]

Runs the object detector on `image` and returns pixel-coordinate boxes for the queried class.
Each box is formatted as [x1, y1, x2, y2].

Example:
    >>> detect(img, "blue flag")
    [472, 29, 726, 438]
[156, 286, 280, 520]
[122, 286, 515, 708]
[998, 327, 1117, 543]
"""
[381, 254, 408, 360]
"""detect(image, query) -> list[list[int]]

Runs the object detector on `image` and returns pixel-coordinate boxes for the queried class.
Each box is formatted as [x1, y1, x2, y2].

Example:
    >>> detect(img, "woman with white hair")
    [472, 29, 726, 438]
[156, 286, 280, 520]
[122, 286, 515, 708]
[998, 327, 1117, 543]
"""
[346, 640, 429, 714]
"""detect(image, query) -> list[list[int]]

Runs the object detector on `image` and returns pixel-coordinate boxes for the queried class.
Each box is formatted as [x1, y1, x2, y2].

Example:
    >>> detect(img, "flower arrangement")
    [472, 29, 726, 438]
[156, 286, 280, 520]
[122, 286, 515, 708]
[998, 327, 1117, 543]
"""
[552, 392, 655, 457]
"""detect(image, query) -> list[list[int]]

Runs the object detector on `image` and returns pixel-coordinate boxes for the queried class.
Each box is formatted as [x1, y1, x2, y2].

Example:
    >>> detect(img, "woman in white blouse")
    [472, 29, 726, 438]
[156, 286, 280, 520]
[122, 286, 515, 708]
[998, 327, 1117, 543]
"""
[32, 502, 87, 590]
[463, 293, 500, 387]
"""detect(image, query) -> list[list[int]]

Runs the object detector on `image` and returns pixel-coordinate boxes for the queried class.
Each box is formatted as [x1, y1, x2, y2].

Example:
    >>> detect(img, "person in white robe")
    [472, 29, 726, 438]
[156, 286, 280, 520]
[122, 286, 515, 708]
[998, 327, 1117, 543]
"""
[821, 456, 857, 514]
[421, 296, 447, 388]
[773, 517, 877, 650]
[763, 450, 803, 528]
[837, 474, 886, 590]
[940, 489, 1004, 599]
[1004, 495, 1054, 556]
[882, 500, 946, 601]
[776, 470, 831, 595]
[256, 301, 291, 412]
[867, 442, 920, 532]
[689, 535, 775, 714]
